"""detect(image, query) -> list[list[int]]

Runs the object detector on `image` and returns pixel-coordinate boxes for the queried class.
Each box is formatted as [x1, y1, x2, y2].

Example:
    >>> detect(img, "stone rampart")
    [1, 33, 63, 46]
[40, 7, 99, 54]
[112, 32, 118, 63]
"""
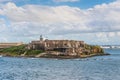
[0, 42, 23, 48]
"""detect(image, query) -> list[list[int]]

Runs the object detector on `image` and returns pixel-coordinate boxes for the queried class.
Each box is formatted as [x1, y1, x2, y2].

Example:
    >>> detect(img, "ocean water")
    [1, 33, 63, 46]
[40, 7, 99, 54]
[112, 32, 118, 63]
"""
[0, 49, 120, 80]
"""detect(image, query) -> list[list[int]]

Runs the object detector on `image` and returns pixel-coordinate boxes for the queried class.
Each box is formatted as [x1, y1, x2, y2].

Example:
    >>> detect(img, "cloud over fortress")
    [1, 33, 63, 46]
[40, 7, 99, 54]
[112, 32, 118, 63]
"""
[0, 0, 120, 45]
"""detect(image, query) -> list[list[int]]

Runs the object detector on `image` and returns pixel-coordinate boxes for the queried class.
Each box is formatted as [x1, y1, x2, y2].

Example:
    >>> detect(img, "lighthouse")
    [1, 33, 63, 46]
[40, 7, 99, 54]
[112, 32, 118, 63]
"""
[40, 35, 43, 41]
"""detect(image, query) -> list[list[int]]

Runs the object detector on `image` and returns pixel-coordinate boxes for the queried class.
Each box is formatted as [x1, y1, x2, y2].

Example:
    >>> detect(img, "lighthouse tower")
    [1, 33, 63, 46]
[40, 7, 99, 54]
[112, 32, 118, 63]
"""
[40, 35, 43, 41]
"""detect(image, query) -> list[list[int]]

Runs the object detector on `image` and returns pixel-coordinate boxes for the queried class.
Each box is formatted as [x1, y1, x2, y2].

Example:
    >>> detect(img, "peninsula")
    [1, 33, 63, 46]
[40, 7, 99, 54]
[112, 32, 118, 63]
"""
[0, 36, 108, 59]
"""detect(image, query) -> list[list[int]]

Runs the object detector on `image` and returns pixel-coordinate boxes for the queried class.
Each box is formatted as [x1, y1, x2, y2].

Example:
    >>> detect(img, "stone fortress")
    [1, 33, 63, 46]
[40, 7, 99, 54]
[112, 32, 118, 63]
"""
[27, 35, 87, 56]
[0, 35, 105, 58]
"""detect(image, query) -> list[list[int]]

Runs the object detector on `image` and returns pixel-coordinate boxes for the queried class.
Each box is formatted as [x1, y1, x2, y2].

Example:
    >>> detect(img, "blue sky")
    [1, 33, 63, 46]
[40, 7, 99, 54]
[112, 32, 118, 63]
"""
[0, 0, 120, 45]
[1, 0, 115, 9]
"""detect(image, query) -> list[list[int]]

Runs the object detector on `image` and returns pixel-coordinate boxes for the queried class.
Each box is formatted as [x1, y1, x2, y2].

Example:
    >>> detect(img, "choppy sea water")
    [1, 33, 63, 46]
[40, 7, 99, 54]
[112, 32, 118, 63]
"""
[0, 49, 120, 80]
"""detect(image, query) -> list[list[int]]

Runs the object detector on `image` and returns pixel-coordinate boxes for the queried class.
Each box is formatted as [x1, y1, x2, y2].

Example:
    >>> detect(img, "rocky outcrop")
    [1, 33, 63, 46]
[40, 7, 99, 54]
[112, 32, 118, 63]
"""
[27, 39, 106, 58]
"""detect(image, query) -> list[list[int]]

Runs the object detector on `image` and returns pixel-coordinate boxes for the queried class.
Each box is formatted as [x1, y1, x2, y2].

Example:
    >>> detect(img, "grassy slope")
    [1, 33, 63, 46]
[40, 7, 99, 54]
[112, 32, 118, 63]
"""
[0, 45, 44, 57]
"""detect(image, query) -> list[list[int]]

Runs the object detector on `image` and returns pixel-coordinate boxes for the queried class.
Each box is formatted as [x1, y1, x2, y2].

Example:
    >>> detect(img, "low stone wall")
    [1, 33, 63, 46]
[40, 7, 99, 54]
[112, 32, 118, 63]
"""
[0, 42, 23, 49]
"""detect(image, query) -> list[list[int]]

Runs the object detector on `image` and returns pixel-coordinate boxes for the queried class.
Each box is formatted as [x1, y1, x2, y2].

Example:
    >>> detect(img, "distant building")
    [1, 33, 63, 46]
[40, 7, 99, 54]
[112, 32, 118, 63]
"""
[100, 45, 120, 49]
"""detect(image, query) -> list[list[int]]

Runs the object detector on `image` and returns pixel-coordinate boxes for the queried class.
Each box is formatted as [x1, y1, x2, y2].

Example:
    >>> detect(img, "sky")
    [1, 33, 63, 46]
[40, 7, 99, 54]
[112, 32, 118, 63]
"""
[0, 0, 120, 45]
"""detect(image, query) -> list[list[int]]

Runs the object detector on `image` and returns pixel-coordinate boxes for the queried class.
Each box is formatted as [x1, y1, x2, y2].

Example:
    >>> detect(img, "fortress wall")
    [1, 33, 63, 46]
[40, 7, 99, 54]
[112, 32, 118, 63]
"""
[44, 40, 84, 48]
[0, 42, 23, 48]
[28, 40, 85, 53]
[0, 42, 23, 46]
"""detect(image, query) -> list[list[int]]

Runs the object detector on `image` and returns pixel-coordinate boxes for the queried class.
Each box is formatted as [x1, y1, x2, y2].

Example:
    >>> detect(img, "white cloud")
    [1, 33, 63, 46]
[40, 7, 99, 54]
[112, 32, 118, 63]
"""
[1, 2, 119, 34]
[116, 32, 120, 36]
[0, 0, 10, 2]
[0, 1, 120, 44]
[108, 32, 116, 37]
[96, 33, 106, 38]
[53, 0, 79, 2]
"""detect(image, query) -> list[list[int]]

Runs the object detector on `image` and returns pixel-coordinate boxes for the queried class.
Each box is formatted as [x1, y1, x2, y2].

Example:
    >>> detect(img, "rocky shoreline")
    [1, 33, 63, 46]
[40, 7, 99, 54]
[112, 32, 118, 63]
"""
[0, 52, 110, 59]
[36, 53, 110, 59]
